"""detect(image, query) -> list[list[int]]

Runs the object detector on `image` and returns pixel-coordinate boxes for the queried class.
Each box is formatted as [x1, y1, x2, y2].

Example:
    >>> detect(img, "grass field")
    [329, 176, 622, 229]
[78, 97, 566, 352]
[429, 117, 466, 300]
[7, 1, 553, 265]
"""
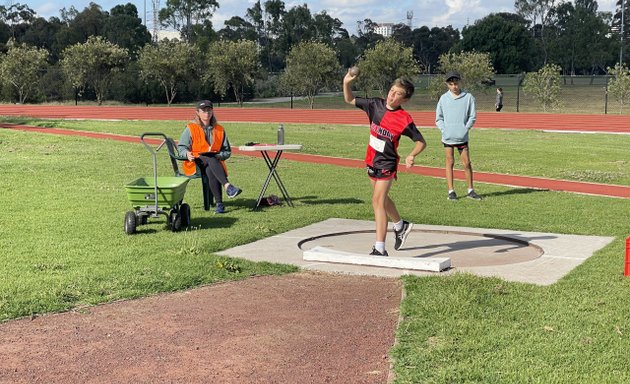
[1, 118, 630, 383]
[12, 118, 630, 185]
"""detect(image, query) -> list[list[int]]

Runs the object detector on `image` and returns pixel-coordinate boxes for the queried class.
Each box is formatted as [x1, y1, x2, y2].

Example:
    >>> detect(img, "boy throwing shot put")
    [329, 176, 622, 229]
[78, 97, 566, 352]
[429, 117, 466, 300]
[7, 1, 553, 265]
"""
[343, 69, 426, 256]
[436, 71, 482, 201]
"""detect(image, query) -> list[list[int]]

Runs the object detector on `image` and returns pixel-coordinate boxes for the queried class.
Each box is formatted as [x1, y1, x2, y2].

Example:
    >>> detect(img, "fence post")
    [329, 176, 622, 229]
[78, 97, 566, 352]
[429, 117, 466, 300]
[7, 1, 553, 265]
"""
[516, 74, 522, 112]
[604, 76, 609, 115]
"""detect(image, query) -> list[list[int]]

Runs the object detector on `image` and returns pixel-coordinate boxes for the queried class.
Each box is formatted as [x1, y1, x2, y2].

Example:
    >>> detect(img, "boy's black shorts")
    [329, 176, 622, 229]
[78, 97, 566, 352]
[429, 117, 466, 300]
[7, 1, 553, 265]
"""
[443, 142, 469, 152]
[366, 165, 397, 180]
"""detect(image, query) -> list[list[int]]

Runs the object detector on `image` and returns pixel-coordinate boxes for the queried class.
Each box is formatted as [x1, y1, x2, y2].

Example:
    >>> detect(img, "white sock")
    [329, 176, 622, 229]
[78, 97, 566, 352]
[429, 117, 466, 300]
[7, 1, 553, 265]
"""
[448, 189, 455, 194]
[375, 241, 385, 253]
[393, 220, 403, 232]
[468, 188, 474, 194]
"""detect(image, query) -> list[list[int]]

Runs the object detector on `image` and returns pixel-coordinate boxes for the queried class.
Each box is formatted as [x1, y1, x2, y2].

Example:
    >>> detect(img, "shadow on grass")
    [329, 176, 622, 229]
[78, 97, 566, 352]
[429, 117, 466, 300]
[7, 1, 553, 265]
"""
[479, 188, 549, 198]
[188, 216, 237, 229]
[295, 195, 364, 205]
[189, 195, 364, 216]
[129, 227, 159, 235]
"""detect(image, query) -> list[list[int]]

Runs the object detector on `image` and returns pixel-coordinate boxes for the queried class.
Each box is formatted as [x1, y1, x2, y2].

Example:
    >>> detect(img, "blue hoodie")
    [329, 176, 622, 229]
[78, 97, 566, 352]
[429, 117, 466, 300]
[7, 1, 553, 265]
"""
[435, 90, 476, 145]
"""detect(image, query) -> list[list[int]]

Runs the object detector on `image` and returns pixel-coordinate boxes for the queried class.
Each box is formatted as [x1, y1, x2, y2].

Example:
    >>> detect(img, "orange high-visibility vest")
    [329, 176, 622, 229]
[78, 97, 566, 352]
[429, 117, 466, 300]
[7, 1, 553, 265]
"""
[182, 122, 228, 176]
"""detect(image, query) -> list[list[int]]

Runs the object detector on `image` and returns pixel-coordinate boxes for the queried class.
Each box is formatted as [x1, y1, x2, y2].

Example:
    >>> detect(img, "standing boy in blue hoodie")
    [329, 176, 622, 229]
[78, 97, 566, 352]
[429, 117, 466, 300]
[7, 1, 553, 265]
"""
[436, 72, 482, 201]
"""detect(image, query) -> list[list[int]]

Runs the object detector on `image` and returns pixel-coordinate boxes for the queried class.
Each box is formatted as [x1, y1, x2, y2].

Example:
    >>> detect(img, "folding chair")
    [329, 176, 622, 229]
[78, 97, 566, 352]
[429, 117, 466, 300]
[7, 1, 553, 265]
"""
[164, 137, 213, 211]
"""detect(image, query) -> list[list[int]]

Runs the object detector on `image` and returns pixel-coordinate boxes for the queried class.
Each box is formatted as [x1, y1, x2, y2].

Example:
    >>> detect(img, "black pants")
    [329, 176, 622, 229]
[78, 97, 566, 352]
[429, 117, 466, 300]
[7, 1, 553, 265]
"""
[496, 104, 503, 112]
[196, 155, 228, 203]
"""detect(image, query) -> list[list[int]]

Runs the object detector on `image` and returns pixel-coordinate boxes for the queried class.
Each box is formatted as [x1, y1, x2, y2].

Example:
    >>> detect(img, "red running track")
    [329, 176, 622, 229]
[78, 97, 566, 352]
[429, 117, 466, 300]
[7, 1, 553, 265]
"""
[1, 104, 630, 132]
[3, 124, 629, 199]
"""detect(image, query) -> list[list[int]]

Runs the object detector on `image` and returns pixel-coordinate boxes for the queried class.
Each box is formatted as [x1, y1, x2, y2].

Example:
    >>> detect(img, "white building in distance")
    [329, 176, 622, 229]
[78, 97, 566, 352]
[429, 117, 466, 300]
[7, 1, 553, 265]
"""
[374, 23, 394, 37]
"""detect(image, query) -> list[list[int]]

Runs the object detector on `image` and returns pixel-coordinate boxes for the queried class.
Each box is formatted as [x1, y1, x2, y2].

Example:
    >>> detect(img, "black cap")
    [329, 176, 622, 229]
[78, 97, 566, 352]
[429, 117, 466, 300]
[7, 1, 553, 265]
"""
[196, 100, 213, 109]
[445, 71, 461, 82]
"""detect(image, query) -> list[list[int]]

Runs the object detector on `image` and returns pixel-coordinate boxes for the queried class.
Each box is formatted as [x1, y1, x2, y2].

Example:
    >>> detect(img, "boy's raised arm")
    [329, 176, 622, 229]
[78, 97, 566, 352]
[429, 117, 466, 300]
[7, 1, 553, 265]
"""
[343, 72, 357, 105]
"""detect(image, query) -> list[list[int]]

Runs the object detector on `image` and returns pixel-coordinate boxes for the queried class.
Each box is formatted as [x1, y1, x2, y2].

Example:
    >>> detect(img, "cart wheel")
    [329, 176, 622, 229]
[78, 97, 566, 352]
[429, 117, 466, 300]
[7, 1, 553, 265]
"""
[180, 203, 191, 228]
[124, 211, 137, 235]
[170, 210, 182, 232]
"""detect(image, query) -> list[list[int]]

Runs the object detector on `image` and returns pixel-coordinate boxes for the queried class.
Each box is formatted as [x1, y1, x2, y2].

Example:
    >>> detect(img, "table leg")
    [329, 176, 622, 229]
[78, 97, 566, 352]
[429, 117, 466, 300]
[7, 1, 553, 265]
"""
[254, 150, 294, 209]
[266, 151, 293, 207]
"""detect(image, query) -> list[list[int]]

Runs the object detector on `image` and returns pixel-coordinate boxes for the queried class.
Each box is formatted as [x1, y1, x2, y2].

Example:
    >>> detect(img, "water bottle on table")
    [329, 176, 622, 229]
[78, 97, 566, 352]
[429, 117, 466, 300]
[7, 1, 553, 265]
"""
[277, 124, 284, 145]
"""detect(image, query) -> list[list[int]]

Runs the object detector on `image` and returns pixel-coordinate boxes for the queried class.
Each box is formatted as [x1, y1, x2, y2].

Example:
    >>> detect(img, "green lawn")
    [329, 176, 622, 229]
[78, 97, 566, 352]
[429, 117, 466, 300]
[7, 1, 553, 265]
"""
[1, 119, 630, 383]
[13, 118, 630, 185]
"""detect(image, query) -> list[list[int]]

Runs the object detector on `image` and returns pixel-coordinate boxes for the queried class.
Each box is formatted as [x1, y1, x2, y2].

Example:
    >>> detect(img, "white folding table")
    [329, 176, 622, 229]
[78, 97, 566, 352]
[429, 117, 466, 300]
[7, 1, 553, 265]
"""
[237, 144, 303, 209]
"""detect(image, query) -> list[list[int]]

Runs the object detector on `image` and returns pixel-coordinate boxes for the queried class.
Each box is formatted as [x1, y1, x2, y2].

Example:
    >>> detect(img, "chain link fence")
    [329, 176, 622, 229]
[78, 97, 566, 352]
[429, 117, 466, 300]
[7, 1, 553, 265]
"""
[408, 74, 621, 114]
[5, 68, 624, 113]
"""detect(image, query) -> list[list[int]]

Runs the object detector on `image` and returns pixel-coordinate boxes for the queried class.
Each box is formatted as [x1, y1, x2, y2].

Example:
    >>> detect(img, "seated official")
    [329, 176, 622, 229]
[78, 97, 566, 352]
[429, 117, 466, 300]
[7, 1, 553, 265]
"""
[177, 100, 242, 214]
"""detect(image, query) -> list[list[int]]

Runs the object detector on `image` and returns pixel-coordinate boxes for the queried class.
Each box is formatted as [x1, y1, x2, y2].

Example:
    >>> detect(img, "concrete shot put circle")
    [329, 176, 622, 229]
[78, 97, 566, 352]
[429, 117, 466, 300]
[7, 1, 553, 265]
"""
[218, 218, 614, 286]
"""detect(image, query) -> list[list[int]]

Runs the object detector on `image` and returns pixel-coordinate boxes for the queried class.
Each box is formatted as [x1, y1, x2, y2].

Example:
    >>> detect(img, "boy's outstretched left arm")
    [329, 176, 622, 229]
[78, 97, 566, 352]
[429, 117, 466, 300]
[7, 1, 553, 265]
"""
[405, 137, 427, 168]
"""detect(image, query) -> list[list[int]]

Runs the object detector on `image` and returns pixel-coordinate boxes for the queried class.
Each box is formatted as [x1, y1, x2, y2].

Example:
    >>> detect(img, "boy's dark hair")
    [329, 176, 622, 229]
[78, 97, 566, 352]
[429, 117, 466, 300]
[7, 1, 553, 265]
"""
[392, 78, 415, 99]
[498, 87, 503, 92]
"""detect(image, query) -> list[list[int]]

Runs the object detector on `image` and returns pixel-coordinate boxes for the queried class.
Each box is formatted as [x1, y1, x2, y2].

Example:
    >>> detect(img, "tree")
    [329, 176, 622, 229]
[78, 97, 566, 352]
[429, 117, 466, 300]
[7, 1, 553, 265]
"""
[60, 36, 128, 105]
[612, 0, 630, 60]
[355, 18, 384, 53]
[280, 41, 340, 108]
[515, 0, 555, 35]
[547, 0, 614, 75]
[523, 63, 561, 112]
[103, 4, 152, 58]
[412, 25, 460, 74]
[515, 0, 556, 64]
[391, 23, 413, 48]
[62, 3, 108, 43]
[18, 17, 64, 61]
[334, 36, 360, 68]
[0, 41, 48, 103]
[607, 63, 630, 112]
[218, 16, 257, 41]
[247, 0, 286, 71]
[137, 39, 197, 105]
[278, 4, 314, 55]
[312, 11, 346, 46]
[356, 39, 420, 97]
[158, 0, 219, 43]
[429, 51, 494, 99]
[0, 2, 35, 39]
[458, 13, 535, 73]
[206, 39, 259, 106]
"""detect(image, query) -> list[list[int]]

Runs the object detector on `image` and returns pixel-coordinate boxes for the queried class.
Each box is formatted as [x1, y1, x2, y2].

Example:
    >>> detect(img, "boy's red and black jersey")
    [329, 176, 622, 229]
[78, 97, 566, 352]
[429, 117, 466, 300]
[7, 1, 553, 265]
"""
[355, 97, 424, 171]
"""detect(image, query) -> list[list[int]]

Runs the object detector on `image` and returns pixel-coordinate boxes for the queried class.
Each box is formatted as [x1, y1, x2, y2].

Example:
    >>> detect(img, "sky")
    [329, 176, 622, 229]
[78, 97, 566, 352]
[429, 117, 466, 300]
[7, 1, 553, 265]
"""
[27, 0, 618, 35]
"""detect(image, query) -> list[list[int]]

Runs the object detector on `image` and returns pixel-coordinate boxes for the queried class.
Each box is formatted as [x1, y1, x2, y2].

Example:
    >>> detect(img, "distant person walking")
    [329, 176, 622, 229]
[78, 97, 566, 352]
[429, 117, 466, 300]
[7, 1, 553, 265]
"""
[495, 87, 504, 112]
[436, 72, 482, 201]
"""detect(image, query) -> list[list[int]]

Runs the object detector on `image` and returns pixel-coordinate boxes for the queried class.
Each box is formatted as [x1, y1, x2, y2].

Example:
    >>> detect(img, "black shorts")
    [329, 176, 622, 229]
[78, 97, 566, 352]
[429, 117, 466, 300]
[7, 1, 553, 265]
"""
[443, 142, 468, 152]
[366, 165, 397, 180]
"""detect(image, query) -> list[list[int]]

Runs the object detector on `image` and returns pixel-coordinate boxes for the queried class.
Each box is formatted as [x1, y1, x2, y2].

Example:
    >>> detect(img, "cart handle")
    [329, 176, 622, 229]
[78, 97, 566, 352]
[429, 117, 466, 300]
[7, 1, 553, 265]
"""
[140, 132, 169, 155]
[140, 132, 170, 212]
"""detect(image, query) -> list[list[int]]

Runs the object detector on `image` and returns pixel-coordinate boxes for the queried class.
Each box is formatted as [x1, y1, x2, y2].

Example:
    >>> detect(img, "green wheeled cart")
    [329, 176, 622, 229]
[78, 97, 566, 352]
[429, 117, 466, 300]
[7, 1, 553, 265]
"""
[124, 133, 191, 235]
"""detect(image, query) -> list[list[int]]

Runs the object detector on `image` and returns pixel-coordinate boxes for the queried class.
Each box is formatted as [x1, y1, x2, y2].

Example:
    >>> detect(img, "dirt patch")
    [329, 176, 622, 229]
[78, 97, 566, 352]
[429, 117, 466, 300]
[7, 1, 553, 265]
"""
[0, 272, 402, 383]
